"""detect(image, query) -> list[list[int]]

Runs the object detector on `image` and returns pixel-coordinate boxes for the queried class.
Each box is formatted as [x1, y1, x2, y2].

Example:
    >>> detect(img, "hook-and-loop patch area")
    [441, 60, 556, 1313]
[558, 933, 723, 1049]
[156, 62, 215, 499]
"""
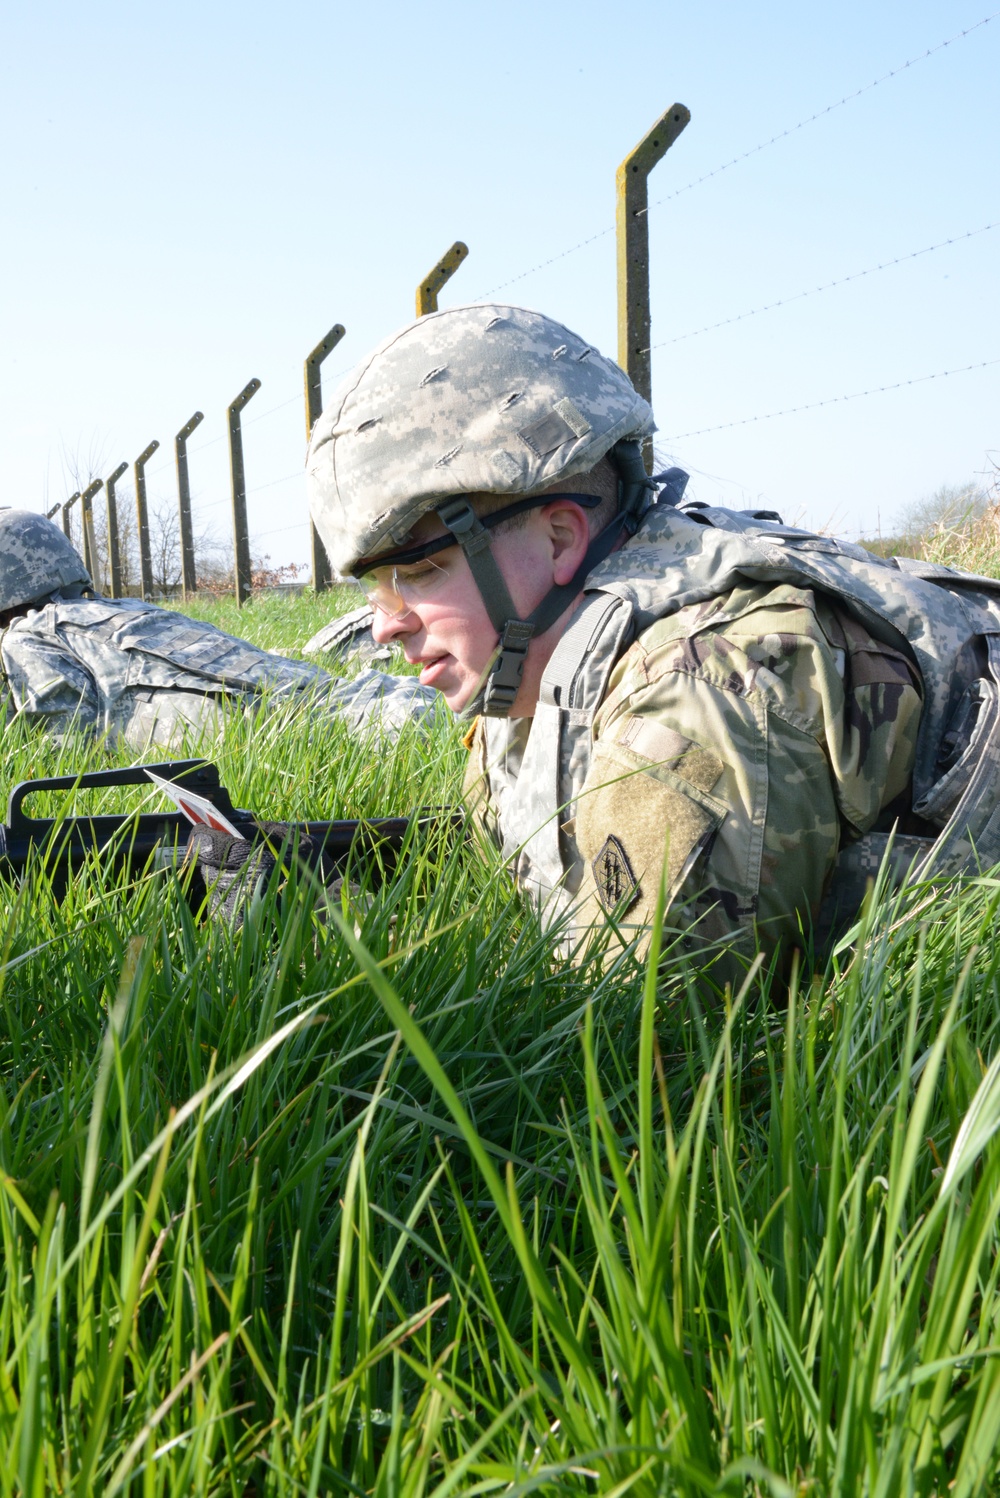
[576, 729, 726, 934]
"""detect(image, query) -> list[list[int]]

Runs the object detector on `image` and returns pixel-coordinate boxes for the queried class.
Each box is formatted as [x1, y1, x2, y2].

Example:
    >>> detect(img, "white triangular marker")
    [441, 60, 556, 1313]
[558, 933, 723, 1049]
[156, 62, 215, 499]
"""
[145, 771, 244, 838]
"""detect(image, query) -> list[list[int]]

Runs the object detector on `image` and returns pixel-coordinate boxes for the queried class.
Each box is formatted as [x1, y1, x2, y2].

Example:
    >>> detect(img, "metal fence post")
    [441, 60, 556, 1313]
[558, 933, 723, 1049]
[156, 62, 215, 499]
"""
[80, 479, 104, 589]
[45, 504, 60, 520]
[304, 323, 346, 594]
[416, 242, 469, 316]
[227, 378, 260, 606]
[62, 492, 80, 540]
[134, 441, 160, 599]
[175, 411, 204, 599]
[616, 104, 690, 464]
[105, 462, 127, 596]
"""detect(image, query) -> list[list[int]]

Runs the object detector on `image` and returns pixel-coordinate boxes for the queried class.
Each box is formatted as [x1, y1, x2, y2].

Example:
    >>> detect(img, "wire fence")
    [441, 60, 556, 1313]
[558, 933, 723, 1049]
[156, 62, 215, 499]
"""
[646, 220, 999, 351]
[474, 10, 999, 300]
[663, 356, 1000, 441]
[51, 5, 999, 595]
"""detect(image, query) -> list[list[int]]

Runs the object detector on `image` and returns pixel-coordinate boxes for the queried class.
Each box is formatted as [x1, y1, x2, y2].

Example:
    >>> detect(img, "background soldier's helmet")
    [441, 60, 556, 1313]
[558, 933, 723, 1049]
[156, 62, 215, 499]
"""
[0, 509, 92, 613]
[306, 303, 655, 576]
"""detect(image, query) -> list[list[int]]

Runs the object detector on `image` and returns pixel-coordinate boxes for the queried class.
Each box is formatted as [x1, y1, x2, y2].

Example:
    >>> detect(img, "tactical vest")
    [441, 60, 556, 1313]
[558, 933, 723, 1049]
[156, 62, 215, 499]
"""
[480, 501, 1000, 930]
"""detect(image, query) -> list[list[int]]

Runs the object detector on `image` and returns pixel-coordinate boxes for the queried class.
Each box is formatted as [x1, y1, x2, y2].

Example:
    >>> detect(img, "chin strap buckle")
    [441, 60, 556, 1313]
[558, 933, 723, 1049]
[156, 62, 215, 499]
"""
[481, 619, 535, 717]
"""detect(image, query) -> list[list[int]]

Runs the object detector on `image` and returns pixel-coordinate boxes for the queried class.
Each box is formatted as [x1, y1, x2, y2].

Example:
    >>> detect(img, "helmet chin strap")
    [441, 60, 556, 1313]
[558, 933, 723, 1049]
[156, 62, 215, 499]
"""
[437, 440, 661, 719]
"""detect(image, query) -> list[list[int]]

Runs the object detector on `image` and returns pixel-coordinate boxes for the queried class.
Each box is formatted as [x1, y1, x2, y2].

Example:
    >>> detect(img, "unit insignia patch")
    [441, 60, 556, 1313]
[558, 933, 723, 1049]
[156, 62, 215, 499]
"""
[592, 835, 641, 915]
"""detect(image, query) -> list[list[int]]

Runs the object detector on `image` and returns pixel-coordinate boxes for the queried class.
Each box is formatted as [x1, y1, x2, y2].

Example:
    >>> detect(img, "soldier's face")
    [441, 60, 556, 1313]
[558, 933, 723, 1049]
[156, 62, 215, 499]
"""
[369, 498, 593, 715]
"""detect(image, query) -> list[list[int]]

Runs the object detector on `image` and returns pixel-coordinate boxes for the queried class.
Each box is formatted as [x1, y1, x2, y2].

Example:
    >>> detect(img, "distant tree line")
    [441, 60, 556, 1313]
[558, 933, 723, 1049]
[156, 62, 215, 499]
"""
[866, 459, 1000, 577]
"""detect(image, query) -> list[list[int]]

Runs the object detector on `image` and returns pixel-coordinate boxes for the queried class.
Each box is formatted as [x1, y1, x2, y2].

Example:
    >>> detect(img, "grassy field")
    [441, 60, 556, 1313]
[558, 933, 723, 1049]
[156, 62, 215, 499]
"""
[2, 584, 1000, 1495]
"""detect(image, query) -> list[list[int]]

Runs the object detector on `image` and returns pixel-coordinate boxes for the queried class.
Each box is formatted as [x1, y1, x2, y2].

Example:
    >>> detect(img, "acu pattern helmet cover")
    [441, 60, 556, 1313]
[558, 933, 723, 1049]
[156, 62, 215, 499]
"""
[0, 510, 92, 612]
[306, 303, 655, 576]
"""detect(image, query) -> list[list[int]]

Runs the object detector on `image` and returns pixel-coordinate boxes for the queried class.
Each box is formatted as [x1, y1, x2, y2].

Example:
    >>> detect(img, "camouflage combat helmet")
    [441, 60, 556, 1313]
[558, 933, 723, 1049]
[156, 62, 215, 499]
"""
[0, 509, 93, 614]
[306, 304, 656, 715]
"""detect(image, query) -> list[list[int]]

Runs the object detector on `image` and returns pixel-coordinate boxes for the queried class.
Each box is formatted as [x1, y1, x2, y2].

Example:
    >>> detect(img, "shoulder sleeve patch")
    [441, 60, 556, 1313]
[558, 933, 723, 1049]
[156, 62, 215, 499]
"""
[592, 834, 641, 914]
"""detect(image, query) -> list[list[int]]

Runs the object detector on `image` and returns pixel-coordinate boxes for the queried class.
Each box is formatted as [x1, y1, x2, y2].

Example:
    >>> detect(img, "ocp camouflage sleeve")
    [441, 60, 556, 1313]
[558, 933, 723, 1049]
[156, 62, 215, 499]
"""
[574, 581, 922, 965]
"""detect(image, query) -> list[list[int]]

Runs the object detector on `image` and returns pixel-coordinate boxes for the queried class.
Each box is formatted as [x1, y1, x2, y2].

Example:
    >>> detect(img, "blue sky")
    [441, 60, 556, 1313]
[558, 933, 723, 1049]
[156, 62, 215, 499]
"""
[2, 0, 997, 570]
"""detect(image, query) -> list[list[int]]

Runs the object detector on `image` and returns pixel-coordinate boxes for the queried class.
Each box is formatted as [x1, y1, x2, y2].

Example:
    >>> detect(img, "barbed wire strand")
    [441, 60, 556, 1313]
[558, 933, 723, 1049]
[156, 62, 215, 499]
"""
[475, 9, 998, 299]
[244, 392, 300, 426]
[130, 377, 346, 485]
[240, 356, 1000, 513]
[250, 354, 997, 537]
[645, 219, 999, 350]
[246, 470, 303, 495]
[62, 353, 1000, 526]
[473, 224, 615, 300]
[640, 12, 999, 217]
[666, 356, 1000, 440]
[253, 521, 309, 540]
[125, 468, 304, 519]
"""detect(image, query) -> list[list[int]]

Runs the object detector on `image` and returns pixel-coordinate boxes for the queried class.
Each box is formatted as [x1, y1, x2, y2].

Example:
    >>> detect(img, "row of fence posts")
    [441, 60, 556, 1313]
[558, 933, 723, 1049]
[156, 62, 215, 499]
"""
[53, 104, 688, 606]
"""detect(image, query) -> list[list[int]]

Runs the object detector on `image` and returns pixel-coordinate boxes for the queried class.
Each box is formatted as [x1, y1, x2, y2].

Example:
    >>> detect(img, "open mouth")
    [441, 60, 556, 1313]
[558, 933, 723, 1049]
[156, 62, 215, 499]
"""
[415, 654, 450, 688]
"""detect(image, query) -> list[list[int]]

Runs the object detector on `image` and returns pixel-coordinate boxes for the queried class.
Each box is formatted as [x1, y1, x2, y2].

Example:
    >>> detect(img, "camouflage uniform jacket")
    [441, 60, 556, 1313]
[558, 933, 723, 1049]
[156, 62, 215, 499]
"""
[464, 500, 1000, 959]
[0, 596, 436, 751]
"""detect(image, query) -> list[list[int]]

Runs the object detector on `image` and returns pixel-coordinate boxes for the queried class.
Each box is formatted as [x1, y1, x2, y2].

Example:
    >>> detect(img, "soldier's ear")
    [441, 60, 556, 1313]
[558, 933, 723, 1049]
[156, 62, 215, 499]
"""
[542, 500, 592, 583]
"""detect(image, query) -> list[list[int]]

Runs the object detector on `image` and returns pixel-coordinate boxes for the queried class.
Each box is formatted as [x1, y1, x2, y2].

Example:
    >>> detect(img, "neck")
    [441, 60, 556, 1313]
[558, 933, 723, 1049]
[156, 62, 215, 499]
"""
[507, 590, 585, 718]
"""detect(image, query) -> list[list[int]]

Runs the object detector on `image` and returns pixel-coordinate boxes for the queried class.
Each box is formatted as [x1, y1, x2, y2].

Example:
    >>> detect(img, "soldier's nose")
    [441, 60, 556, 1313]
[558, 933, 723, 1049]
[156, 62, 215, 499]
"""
[371, 603, 417, 643]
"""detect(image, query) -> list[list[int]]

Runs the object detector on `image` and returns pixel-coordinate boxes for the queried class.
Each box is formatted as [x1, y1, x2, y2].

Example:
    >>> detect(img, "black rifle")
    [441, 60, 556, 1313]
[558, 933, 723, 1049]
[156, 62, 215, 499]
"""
[0, 759, 414, 898]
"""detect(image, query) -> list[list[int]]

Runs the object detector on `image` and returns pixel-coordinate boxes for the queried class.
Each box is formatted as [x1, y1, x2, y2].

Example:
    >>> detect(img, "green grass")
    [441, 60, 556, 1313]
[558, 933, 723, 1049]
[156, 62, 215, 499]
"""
[159, 585, 369, 658]
[2, 590, 1000, 1494]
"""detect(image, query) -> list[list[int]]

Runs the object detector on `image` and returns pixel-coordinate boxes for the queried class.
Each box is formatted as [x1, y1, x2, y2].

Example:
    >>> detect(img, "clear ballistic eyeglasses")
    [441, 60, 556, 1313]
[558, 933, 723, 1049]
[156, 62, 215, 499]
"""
[356, 554, 453, 617]
[353, 492, 605, 617]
